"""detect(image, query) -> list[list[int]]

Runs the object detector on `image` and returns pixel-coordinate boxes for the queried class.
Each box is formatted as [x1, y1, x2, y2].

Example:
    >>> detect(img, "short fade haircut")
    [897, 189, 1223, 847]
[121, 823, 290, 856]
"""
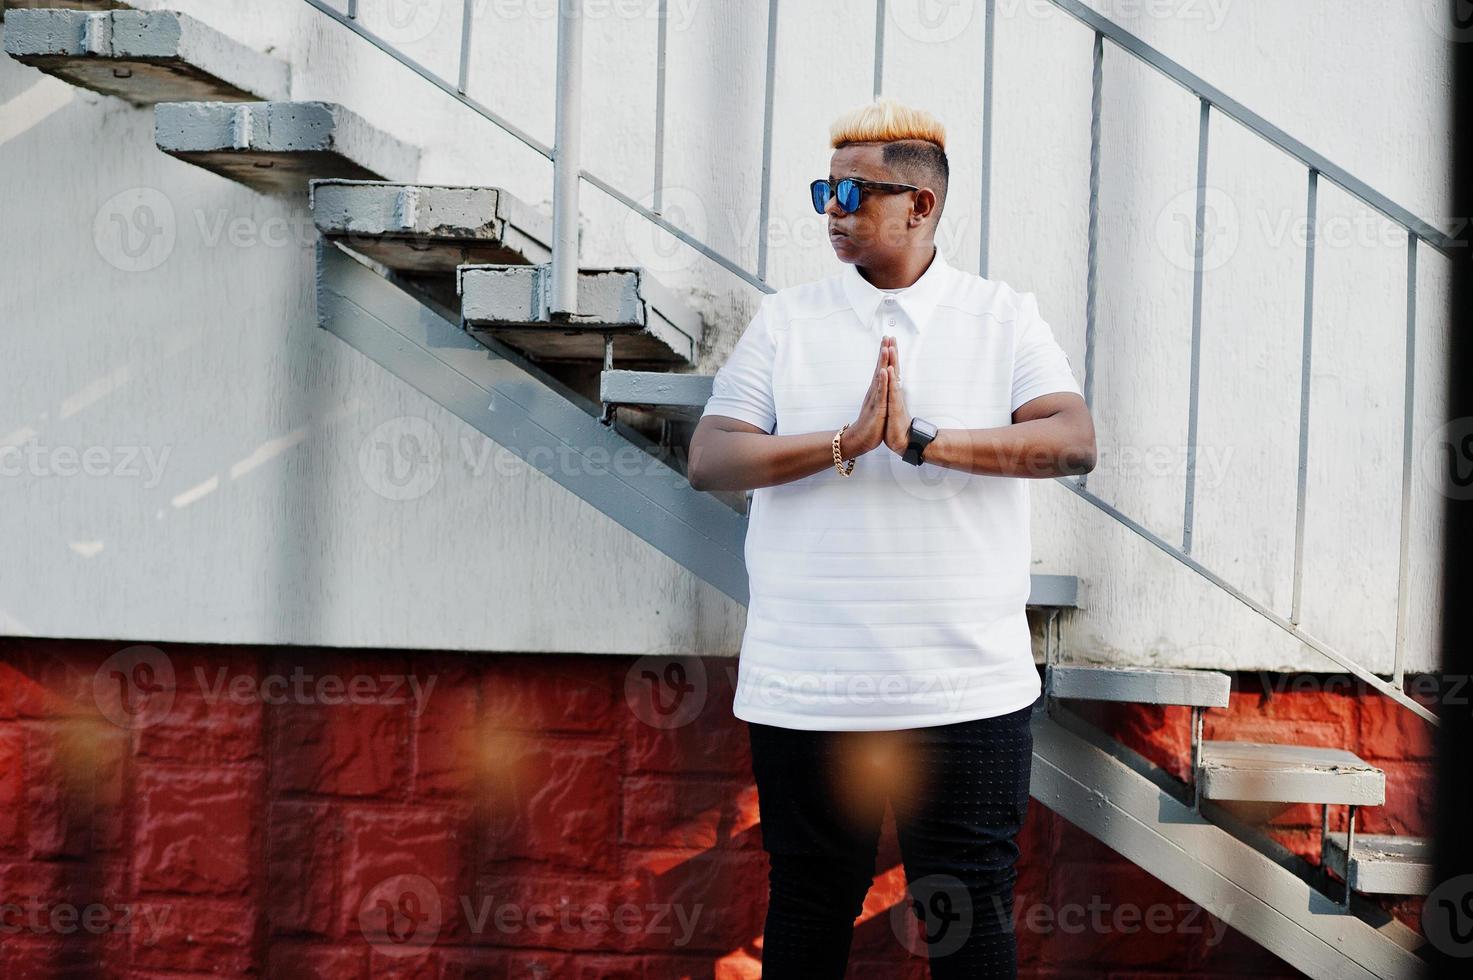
[828, 97, 949, 217]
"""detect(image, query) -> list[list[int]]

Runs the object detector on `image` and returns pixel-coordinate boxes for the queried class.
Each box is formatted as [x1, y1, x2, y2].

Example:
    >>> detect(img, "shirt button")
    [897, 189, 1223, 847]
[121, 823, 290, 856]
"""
[887, 318, 896, 326]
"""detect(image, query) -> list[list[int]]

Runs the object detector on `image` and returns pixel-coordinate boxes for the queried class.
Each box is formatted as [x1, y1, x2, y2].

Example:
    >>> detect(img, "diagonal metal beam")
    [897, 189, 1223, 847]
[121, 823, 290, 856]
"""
[315, 239, 751, 603]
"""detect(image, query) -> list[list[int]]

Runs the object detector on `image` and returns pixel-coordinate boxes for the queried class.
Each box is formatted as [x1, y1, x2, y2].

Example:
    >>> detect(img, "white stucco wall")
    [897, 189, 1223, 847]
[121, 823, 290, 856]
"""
[0, 0, 1455, 672]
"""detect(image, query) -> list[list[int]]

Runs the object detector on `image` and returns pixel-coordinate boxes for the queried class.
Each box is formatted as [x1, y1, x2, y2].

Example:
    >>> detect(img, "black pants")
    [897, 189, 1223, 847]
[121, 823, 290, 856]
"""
[746, 698, 1036, 979]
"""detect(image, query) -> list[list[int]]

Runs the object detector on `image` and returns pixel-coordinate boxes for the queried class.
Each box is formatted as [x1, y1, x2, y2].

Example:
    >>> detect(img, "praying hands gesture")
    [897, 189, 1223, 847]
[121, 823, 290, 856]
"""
[840, 336, 914, 460]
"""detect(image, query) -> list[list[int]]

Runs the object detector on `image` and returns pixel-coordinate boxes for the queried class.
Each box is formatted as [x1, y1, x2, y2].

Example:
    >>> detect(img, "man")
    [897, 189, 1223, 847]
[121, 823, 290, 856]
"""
[687, 97, 1096, 979]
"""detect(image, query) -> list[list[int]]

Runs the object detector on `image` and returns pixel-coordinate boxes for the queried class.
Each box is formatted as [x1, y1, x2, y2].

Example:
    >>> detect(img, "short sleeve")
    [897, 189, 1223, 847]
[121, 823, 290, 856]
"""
[701, 297, 777, 433]
[1010, 291, 1083, 414]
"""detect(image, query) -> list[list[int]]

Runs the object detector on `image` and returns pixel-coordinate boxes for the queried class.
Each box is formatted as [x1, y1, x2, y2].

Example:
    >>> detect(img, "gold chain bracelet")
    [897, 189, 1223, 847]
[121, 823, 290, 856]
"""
[832, 423, 856, 477]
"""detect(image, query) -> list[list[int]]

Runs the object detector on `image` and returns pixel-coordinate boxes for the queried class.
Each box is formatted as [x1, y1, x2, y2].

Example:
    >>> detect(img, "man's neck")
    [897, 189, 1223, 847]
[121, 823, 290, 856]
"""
[857, 243, 938, 291]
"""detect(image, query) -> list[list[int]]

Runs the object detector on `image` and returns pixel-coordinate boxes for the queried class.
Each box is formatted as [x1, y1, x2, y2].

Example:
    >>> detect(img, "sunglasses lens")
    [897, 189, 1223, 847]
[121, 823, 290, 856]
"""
[810, 180, 830, 214]
[837, 179, 861, 213]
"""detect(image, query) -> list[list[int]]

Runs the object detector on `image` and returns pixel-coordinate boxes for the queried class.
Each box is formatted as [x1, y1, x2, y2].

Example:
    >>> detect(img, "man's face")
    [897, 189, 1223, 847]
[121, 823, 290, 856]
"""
[824, 143, 922, 264]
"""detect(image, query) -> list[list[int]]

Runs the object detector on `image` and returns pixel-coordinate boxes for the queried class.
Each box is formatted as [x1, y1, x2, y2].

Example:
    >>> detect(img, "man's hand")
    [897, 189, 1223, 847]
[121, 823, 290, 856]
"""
[880, 335, 913, 456]
[840, 338, 891, 458]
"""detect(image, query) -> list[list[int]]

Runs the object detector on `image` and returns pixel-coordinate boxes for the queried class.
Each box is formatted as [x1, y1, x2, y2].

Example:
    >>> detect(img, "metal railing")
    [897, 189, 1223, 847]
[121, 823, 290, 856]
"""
[302, 0, 1452, 724]
[1046, 0, 1450, 724]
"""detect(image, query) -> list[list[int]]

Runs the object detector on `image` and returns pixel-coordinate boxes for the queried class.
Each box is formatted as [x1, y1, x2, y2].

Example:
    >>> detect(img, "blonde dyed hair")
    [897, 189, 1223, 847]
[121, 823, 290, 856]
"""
[829, 97, 946, 150]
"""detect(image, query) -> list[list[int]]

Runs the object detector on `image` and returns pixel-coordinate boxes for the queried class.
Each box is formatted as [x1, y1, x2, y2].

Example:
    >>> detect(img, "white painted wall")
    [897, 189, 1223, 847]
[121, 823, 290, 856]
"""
[0, 0, 1455, 672]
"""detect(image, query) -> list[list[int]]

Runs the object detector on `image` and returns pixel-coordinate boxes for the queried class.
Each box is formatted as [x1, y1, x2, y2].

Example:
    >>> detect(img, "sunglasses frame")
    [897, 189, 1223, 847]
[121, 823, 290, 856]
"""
[810, 176, 922, 215]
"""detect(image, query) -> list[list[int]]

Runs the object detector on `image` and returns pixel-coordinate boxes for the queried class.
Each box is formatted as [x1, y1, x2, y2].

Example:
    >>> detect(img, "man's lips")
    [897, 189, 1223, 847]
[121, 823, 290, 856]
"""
[829, 228, 851, 240]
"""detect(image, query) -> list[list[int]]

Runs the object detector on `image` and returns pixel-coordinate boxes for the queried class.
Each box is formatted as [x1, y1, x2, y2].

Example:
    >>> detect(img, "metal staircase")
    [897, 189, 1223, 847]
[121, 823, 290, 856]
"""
[3, 2, 1444, 975]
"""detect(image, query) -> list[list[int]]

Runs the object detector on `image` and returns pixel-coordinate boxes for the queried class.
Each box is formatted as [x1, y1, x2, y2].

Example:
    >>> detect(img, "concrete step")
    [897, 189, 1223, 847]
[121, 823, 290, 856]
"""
[3, 1, 124, 17]
[1196, 740, 1385, 806]
[1322, 833, 1433, 896]
[4, 8, 288, 104]
[600, 369, 712, 421]
[155, 101, 419, 196]
[1046, 664, 1231, 707]
[458, 264, 702, 366]
[309, 180, 551, 275]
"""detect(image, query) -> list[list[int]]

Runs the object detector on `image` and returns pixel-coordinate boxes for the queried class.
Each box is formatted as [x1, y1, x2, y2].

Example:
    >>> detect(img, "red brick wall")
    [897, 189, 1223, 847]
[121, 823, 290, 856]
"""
[0, 638, 1434, 978]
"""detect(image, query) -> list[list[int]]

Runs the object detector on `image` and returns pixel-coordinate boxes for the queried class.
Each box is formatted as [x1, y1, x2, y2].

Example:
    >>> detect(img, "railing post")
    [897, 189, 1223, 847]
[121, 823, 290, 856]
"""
[1290, 168, 1318, 627]
[1393, 234, 1419, 687]
[1080, 30, 1103, 493]
[979, 0, 996, 279]
[1183, 98, 1209, 555]
[457, 0, 474, 94]
[550, 0, 584, 317]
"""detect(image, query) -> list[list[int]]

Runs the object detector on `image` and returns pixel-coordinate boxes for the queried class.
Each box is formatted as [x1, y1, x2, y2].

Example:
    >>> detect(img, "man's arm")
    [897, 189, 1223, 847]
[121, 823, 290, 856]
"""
[687, 415, 852, 492]
[921, 391, 1097, 479]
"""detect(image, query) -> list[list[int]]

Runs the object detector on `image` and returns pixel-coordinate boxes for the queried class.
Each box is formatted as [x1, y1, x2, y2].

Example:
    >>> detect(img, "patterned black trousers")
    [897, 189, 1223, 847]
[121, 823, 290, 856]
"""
[746, 697, 1037, 979]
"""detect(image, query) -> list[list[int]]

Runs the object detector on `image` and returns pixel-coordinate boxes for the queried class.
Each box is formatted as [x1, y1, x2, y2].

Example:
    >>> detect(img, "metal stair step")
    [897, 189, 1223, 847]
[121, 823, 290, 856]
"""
[1045, 664, 1231, 707]
[2, 1, 123, 17]
[1322, 833, 1433, 895]
[309, 180, 551, 275]
[600, 369, 712, 420]
[1196, 740, 1385, 806]
[458, 264, 702, 366]
[155, 101, 420, 195]
[4, 8, 289, 104]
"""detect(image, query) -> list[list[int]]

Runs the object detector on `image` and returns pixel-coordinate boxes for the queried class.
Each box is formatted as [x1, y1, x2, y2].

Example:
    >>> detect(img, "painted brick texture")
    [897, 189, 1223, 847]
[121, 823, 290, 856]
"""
[0, 638, 1437, 978]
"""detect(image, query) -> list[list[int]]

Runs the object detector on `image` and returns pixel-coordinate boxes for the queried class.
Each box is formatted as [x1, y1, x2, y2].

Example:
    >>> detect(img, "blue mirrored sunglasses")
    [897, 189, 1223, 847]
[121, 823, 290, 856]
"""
[810, 177, 921, 215]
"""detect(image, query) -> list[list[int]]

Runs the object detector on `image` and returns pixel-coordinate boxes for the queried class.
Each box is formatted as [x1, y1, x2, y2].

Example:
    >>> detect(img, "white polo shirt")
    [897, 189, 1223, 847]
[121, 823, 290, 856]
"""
[701, 247, 1082, 731]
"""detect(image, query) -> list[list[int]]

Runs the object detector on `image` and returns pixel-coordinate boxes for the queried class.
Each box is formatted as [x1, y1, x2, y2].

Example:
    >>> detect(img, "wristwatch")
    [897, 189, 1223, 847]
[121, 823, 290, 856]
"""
[902, 417, 938, 465]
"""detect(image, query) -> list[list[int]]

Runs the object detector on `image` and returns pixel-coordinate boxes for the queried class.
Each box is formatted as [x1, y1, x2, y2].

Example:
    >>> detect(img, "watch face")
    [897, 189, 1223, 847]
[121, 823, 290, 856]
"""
[912, 418, 938, 439]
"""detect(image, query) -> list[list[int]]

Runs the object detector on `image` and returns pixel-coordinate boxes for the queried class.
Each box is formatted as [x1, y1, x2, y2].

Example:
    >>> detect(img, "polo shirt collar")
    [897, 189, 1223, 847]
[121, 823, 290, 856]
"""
[841, 245, 952, 333]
